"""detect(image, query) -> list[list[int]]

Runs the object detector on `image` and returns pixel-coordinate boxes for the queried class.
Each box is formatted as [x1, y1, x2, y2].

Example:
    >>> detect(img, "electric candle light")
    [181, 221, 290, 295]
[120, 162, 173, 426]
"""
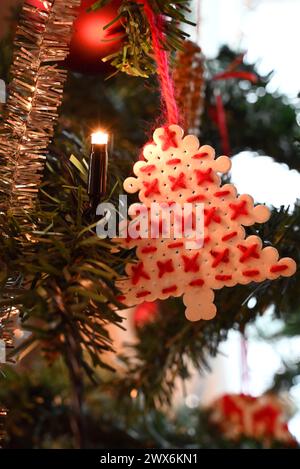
[88, 131, 109, 207]
[91, 131, 109, 145]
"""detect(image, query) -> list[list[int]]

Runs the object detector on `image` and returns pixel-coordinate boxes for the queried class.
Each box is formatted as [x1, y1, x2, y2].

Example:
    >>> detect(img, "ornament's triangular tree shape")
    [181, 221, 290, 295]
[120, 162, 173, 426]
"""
[116, 125, 296, 321]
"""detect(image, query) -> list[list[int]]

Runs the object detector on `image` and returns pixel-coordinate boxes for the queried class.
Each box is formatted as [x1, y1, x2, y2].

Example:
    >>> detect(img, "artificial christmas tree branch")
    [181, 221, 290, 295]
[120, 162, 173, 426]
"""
[0, 150, 127, 446]
[1, 152, 126, 374]
[91, 0, 193, 77]
[65, 328, 86, 449]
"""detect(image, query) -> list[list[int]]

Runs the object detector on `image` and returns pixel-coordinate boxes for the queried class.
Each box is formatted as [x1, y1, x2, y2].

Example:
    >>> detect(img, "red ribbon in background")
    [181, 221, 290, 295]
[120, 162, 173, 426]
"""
[211, 54, 258, 155]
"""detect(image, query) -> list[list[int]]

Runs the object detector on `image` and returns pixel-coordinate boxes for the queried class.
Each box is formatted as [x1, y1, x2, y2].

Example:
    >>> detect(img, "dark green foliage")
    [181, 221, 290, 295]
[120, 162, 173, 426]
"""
[0, 151, 129, 380]
[0, 364, 72, 448]
[1, 363, 297, 448]
[90, 0, 192, 77]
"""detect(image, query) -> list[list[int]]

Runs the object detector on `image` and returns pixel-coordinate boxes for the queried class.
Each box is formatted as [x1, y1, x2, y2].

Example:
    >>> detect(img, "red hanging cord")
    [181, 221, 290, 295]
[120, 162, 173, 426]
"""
[211, 57, 258, 156]
[213, 70, 258, 83]
[215, 91, 230, 155]
[141, 0, 179, 125]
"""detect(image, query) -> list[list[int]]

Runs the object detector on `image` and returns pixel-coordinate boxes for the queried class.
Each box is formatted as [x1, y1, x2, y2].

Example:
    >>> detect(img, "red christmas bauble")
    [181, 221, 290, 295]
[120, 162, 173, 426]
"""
[133, 302, 158, 329]
[65, 0, 123, 75]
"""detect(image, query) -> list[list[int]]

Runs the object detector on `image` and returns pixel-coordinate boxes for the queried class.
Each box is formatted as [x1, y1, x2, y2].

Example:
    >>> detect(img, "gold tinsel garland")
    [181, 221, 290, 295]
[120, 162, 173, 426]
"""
[0, 3, 80, 440]
[0, 0, 80, 222]
[173, 40, 205, 136]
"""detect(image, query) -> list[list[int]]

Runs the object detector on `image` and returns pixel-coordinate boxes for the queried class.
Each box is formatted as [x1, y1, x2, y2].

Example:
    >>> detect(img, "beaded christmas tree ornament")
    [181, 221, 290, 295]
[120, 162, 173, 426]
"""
[116, 125, 296, 321]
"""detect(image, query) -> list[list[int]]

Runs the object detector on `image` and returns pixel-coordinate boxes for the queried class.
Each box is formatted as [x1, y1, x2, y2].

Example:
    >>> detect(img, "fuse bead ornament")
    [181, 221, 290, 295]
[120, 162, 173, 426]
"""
[117, 125, 296, 322]
[209, 393, 297, 447]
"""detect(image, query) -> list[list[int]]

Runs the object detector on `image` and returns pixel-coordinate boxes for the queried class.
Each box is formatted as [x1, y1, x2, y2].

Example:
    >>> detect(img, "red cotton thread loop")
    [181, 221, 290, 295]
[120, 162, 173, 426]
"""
[141, 0, 179, 125]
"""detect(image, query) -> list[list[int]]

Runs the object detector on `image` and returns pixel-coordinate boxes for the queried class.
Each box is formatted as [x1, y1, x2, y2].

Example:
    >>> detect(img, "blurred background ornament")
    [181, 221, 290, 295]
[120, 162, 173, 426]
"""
[65, 0, 123, 75]
[133, 302, 158, 329]
[208, 393, 297, 447]
[173, 40, 205, 136]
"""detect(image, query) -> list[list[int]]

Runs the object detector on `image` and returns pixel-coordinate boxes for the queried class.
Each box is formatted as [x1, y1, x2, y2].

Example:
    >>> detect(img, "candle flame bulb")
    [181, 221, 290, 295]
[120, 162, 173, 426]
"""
[88, 130, 109, 208]
[91, 131, 109, 145]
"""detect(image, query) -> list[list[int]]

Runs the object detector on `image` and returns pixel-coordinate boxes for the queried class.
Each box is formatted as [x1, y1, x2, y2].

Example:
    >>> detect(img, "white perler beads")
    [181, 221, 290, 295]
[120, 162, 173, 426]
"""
[116, 125, 296, 321]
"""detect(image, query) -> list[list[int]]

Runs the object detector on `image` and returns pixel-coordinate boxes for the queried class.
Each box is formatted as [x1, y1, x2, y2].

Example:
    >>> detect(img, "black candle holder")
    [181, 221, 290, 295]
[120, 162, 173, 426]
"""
[88, 132, 108, 209]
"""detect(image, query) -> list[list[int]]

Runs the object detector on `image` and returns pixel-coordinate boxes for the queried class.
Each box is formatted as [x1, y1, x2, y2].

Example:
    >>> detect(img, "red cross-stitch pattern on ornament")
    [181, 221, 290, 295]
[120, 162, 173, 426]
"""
[116, 125, 296, 322]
